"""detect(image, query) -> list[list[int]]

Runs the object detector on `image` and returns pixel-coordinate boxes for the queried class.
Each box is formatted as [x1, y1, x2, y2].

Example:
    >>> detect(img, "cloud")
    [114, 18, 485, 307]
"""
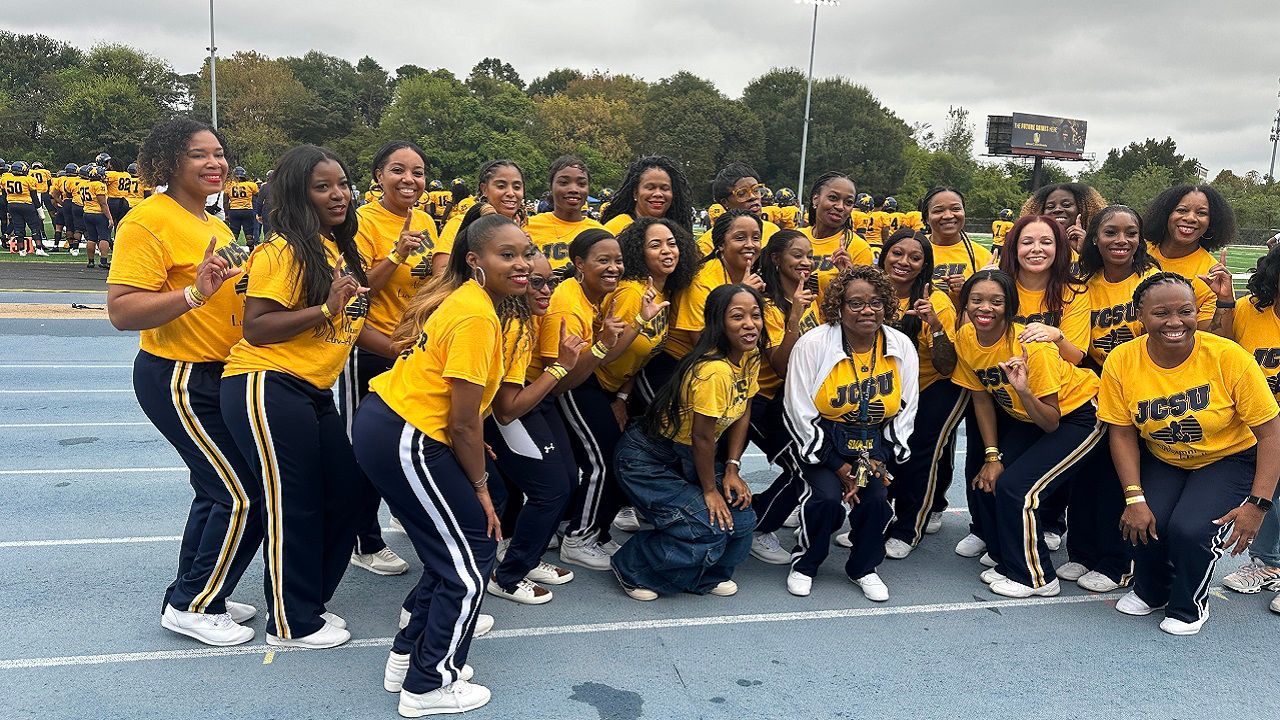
[8, 0, 1279, 176]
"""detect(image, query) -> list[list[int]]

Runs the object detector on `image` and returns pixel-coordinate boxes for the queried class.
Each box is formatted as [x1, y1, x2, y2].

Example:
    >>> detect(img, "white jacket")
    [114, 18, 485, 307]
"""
[783, 323, 919, 465]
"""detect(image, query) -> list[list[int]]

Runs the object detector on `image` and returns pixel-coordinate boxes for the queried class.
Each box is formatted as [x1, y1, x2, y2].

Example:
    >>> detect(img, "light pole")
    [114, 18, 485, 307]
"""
[208, 0, 218, 129]
[795, 0, 839, 206]
[1269, 77, 1280, 182]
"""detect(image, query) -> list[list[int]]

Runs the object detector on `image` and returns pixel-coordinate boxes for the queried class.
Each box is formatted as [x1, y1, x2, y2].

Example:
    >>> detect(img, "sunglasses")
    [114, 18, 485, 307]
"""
[529, 276, 559, 292]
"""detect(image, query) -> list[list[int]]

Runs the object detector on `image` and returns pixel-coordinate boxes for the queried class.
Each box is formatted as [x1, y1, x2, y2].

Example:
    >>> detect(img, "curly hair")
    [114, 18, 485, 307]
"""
[617, 217, 697, 297]
[136, 118, 229, 187]
[1247, 245, 1280, 311]
[1132, 271, 1194, 310]
[1019, 182, 1107, 231]
[1077, 205, 1158, 280]
[601, 156, 693, 233]
[1143, 184, 1237, 251]
[818, 266, 899, 327]
[997, 214, 1084, 319]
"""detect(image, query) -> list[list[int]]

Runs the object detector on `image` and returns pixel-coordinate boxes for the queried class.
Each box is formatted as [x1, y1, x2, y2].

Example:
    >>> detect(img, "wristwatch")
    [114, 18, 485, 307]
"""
[1245, 495, 1275, 512]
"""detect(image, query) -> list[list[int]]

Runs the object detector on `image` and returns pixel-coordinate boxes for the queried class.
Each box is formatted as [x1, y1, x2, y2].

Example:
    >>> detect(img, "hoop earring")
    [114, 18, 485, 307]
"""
[1200, 230, 1215, 243]
[473, 266, 487, 288]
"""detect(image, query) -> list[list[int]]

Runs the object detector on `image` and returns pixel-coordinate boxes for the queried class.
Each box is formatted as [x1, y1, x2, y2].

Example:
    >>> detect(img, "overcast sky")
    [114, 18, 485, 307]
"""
[10, 0, 1280, 178]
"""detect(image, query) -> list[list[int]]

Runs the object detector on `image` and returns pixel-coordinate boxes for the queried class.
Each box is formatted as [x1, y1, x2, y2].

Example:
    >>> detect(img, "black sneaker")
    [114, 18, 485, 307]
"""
[86, 261, 96, 269]
[100, 260, 111, 270]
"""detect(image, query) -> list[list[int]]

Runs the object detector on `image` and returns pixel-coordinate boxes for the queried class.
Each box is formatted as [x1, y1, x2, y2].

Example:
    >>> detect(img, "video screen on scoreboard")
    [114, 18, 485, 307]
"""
[1010, 113, 1087, 156]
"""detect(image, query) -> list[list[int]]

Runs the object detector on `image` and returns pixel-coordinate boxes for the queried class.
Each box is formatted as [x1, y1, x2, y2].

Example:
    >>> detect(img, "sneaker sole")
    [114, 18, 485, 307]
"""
[486, 585, 553, 605]
[399, 693, 490, 717]
[161, 617, 254, 647]
[527, 571, 574, 586]
[749, 550, 792, 565]
[265, 632, 350, 649]
[387, 665, 473, 693]
[350, 557, 409, 576]
[558, 555, 612, 571]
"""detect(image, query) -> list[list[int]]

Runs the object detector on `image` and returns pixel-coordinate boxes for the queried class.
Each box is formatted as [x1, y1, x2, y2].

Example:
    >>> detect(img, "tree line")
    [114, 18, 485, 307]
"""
[3, 30, 1277, 238]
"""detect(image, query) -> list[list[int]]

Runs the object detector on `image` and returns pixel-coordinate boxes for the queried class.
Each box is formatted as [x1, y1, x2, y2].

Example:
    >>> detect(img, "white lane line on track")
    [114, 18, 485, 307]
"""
[0, 421, 149, 428]
[0, 594, 1108, 670]
[0, 364, 131, 369]
[0, 527, 406, 549]
[0, 389, 132, 394]
[0, 466, 186, 475]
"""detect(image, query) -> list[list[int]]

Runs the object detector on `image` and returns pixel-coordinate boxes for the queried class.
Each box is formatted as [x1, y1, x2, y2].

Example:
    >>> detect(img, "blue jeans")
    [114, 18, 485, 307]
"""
[1251, 489, 1280, 567]
[611, 427, 755, 595]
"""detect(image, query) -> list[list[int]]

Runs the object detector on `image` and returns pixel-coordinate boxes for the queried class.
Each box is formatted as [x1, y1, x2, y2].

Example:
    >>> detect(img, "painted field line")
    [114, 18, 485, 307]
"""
[0, 363, 131, 369]
[0, 389, 132, 394]
[0, 466, 185, 476]
[0, 421, 148, 428]
[0, 594, 1108, 670]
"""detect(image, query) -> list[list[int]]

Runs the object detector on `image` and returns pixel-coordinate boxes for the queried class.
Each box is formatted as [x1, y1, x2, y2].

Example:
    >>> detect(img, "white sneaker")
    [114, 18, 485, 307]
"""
[70, 247, 80, 256]
[487, 577, 552, 605]
[786, 570, 813, 597]
[1159, 614, 1207, 636]
[709, 580, 738, 597]
[1115, 591, 1164, 616]
[884, 538, 912, 560]
[1044, 532, 1063, 551]
[1054, 562, 1089, 581]
[979, 552, 997, 568]
[34, 248, 48, 257]
[351, 547, 410, 575]
[18, 249, 26, 257]
[266, 622, 350, 649]
[990, 577, 1060, 598]
[1222, 557, 1280, 594]
[560, 538, 612, 570]
[600, 539, 622, 556]
[384, 651, 473, 693]
[783, 506, 801, 528]
[615, 572, 658, 601]
[833, 531, 852, 548]
[403, 610, 493, 637]
[1077, 571, 1121, 593]
[613, 507, 641, 533]
[925, 511, 944, 535]
[851, 572, 889, 602]
[161, 605, 254, 646]
[955, 533, 986, 558]
[750, 531, 792, 564]
[321, 611, 347, 629]
[1270, 594, 1280, 614]
[226, 600, 257, 624]
[980, 567, 1007, 585]
[526, 561, 573, 585]
[399, 679, 491, 717]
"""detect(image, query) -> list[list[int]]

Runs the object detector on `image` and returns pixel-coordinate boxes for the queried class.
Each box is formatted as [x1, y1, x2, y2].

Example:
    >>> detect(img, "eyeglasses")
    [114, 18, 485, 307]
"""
[529, 276, 559, 292]
[843, 298, 885, 312]
[729, 183, 766, 202]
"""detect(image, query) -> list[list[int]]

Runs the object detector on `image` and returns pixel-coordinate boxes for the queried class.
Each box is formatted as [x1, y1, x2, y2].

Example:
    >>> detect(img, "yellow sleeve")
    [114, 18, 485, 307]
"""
[932, 290, 958, 338]
[689, 362, 735, 419]
[846, 234, 874, 266]
[607, 284, 644, 326]
[1096, 351, 1131, 425]
[951, 345, 984, 392]
[1191, 277, 1216, 323]
[675, 277, 710, 333]
[245, 244, 301, 308]
[1229, 346, 1280, 426]
[107, 223, 168, 291]
[763, 303, 786, 350]
[539, 303, 589, 360]
[696, 230, 714, 258]
[1025, 342, 1066, 400]
[442, 315, 501, 386]
[1060, 292, 1091, 357]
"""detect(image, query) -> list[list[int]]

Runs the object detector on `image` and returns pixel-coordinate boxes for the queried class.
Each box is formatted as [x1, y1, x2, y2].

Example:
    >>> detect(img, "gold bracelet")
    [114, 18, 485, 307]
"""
[388, 251, 406, 266]
[591, 342, 608, 360]
[320, 303, 335, 321]
[1123, 485, 1142, 493]
[544, 363, 568, 380]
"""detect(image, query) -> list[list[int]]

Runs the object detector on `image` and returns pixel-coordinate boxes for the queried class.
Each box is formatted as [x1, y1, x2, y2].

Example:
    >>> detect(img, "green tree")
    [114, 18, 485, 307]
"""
[532, 94, 639, 191]
[939, 106, 974, 161]
[354, 56, 391, 128]
[468, 57, 524, 95]
[0, 31, 82, 151]
[82, 44, 183, 112]
[44, 74, 160, 160]
[528, 68, 583, 97]
[1083, 137, 1204, 197]
[192, 52, 311, 172]
[566, 72, 649, 106]
[281, 51, 361, 144]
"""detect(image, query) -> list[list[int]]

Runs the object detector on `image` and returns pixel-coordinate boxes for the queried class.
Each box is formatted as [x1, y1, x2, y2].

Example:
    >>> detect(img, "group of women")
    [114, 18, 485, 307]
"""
[106, 116, 1280, 718]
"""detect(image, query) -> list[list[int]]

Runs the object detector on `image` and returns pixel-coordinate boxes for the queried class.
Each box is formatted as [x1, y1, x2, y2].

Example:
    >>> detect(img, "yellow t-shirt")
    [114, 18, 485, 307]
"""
[2, 173, 36, 204]
[223, 236, 367, 389]
[66, 177, 84, 206]
[1148, 243, 1217, 322]
[224, 180, 259, 211]
[363, 188, 382, 206]
[428, 190, 453, 219]
[930, 238, 993, 282]
[991, 220, 1014, 250]
[760, 205, 779, 225]
[1085, 268, 1159, 366]
[530, 277, 598, 381]
[354, 202, 442, 337]
[438, 214, 463, 250]
[500, 315, 538, 386]
[707, 204, 725, 226]
[1098, 332, 1278, 469]
[1014, 281, 1090, 360]
[757, 301, 790, 401]
[80, 180, 107, 214]
[815, 346, 902, 454]
[369, 280, 503, 445]
[696, 219, 781, 258]
[525, 212, 605, 269]
[667, 258, 733, 358]
[125, 175, 147, 204]
[851, 210, 873, 240]
[902, 211, 924, 232]
[802, 226, 874, 280]
[898, 288, 958, 391]
[107, 193, 245, 363]
[447, 195, 476, 221]
[106, 170, 131, 199]
[952, 323, 1099, 424]
[31, 167, 51, 193]
[603, 213, 634, 235]
[774, 205, 800, 230]
[665, 354, 760, 445]
[1233, 300, 1280, 400]
[870, 210, 900, 247]
[596, 280, 669, 392]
